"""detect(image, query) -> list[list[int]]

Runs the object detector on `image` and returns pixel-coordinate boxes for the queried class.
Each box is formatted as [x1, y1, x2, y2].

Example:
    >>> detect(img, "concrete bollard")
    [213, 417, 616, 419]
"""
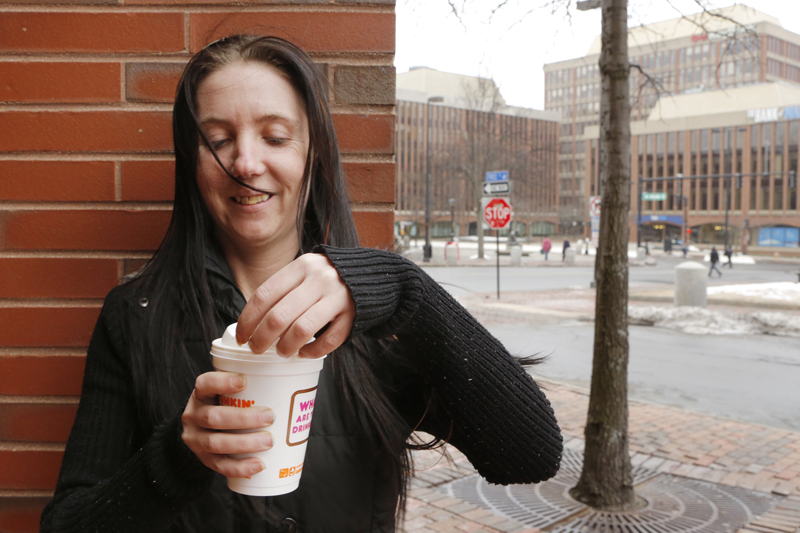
[446, 249, 457, 266]
[510, 245, 522, 266]
[674, 261, 707, 307]
[404, 248, 423, 262]
[637, 247, 647, 261]
[564, 248, 576, 264]
[432, 245, 445, 264]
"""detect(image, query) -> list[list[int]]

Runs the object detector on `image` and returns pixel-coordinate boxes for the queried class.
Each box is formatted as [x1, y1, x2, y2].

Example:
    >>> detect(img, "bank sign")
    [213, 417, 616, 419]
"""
[747, 105, 800, 123]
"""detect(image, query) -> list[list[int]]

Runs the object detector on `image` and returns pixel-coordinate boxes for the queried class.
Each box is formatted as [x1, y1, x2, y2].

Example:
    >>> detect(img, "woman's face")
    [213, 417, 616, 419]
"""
[195, 60, 310, 256]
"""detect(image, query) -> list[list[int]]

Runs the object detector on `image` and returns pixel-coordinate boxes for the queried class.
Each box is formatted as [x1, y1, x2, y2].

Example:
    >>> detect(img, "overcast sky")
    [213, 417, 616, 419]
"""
[395, 0, 800, 110]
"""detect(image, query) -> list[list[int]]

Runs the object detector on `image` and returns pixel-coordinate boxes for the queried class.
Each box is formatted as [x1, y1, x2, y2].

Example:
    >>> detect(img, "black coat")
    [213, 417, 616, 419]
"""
[42, 246, 563, 533]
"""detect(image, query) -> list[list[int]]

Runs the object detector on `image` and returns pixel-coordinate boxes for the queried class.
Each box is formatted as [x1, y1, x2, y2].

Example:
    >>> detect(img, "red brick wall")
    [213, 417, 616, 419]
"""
[0, 3, 395, 530]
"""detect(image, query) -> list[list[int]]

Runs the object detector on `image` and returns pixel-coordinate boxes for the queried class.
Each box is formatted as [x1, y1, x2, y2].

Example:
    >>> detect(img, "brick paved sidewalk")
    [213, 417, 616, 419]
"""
[399, 381, 800, 533]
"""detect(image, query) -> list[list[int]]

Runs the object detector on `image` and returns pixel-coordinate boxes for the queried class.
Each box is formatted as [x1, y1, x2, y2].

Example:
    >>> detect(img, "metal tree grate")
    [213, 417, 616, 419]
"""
[434, 449, 777, 532]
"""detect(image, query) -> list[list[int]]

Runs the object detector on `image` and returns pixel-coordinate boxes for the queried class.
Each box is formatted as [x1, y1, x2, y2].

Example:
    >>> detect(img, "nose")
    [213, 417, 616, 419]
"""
[232, 137, 266, 179]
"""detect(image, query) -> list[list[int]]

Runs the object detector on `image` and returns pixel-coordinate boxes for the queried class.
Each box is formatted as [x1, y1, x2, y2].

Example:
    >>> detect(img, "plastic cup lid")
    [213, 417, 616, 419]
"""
[211, 323, 322, 362]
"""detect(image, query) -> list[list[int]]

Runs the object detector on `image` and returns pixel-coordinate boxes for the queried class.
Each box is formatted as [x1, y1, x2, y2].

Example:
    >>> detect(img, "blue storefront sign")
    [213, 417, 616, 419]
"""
[758, 227, 800, 248]
[637, 215, 684, 226]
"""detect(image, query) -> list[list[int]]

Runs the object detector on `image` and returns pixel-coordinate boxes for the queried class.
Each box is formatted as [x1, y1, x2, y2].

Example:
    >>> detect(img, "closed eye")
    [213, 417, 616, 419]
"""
[265, 137, 288, 146]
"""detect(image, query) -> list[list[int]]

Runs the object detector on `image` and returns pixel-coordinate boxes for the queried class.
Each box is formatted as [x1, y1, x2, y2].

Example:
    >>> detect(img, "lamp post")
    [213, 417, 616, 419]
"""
[448, 197, 456, 240]
[423, 96, 444, 262]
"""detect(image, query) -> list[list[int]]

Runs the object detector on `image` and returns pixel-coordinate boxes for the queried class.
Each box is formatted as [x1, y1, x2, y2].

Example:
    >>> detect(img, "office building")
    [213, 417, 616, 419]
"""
[395, 68, 560, 239]
[545, 4, 800, 249]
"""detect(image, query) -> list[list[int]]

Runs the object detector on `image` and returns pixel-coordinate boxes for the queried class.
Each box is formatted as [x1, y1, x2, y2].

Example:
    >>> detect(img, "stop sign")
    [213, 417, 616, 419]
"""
[484, 198, 512, 229]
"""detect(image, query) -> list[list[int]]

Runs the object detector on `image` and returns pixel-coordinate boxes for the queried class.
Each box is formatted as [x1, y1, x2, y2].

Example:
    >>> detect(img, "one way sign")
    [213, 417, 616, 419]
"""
[483, 181, 510, 195]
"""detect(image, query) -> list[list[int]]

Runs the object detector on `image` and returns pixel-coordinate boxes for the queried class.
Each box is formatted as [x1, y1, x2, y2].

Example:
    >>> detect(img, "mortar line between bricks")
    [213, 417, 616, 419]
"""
[0, 153, 175, 161]
[350, 203, 395, 212]
[330, 104, 394, 114]
[0, 489, 54, 498]
[0, 54, 395, 66]
[0, 348, 87, 356]
[0, 298, 103, 308]
[118, 257, 125, 284]
[184, 11, 190, 52]
[119, 58, 126, 103]
[0, 395, 80, 404]
[0, 441, 65, 452]
[114, 160, 123, 202]
[0, 201, 172, 210]
[0, 103, 173, 112]
[0, 251, 155, 259]
[0, 4, 394, 14]
[340, 154, 394, 163]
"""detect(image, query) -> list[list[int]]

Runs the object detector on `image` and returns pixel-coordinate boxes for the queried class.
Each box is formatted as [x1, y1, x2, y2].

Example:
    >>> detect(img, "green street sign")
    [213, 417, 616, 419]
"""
[642, 192, 668, 201]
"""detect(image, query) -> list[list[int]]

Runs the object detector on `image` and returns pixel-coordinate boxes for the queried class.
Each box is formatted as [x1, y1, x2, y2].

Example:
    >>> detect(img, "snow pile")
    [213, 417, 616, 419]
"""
[707, 282, 800, 304]
[628, 306, 800, 337]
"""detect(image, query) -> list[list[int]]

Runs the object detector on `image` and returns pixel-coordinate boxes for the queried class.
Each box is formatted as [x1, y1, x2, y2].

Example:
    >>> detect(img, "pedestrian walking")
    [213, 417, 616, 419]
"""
[709, 246, 722, 277]
[562, 239, 570, 261]
[724, 246, 734, 268]
[542, 236, 552, 261]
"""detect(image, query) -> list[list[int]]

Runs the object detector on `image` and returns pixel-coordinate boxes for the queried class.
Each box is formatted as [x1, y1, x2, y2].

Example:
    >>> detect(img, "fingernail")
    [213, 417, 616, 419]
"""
[251, 460, 266, 475]
[232, 375, 245, 389]
[260, 433, 273, 449]
[261, 408, 274, 425]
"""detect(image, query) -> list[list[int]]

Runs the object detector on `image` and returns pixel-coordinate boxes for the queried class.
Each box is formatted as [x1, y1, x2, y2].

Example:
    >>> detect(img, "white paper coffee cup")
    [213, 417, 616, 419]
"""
[211, 323, 326, 496]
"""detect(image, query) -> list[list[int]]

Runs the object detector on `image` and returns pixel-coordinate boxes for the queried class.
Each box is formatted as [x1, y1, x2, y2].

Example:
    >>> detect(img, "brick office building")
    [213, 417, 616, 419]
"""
[395, 67, 560, 240]
[0, 4, 396, 530]
[584, 82, 800, 251]
[544, 4, 800, 242]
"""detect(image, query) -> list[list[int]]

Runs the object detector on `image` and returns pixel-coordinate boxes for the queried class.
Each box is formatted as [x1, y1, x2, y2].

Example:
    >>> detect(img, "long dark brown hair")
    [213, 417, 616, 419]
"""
[125, 35, 412, 527]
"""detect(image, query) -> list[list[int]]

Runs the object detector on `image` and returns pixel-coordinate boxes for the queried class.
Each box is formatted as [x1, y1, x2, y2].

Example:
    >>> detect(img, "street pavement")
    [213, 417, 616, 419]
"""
[399, 249, 800, 533]
[400, 380, 800, 533]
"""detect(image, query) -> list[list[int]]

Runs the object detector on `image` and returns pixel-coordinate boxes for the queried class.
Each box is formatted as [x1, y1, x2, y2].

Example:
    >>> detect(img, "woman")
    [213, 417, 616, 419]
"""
[41, 35, 562, 533]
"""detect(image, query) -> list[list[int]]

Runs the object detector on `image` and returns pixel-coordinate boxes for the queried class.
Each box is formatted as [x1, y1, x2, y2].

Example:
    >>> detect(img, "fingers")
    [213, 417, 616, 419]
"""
[247, 281, 321, 354]
[193, 404, 275, 431]
[207, 456, 266, 479]
[196, 430, 273, 456]
[236, 262, 306, 345]
[239, 254, 355, 355]
[296, 312, 353, 359]
[186, 430, 273, 479]
[193, 372, 247, 403]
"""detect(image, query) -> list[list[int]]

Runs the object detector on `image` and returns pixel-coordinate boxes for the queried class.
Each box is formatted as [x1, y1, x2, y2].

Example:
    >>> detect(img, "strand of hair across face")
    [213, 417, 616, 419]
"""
[324, 216, 331, 245]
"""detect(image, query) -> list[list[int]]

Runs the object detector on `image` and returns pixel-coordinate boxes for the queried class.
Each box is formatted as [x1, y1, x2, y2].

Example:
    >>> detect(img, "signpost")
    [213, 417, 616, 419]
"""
[485, 170, 509, 182]
[482, 181, 510, 195]
[484, 197, 512, 229]
[641, 192, 667, 201]
[484, 197, 511, 299]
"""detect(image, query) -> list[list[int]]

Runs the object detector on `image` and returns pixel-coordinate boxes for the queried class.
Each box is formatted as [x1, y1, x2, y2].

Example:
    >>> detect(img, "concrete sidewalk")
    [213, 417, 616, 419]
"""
[400, 380, 800, 533]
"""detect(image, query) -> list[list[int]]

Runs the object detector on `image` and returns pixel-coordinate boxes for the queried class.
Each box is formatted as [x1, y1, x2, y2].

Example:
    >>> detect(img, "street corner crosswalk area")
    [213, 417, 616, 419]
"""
[399, 382, 800, 533]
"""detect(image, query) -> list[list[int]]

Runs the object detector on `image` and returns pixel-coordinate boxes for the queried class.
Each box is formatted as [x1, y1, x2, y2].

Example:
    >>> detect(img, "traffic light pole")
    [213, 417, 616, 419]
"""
[496, 230, 500, 300]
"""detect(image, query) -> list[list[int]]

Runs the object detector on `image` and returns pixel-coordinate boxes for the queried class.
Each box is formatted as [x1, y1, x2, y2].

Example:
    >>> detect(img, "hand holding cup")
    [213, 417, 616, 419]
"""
[181, 371, 275, 479]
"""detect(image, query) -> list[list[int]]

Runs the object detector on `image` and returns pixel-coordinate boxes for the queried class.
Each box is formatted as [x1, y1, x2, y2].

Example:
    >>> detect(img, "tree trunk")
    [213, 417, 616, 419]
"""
[569, 0, 639, 511]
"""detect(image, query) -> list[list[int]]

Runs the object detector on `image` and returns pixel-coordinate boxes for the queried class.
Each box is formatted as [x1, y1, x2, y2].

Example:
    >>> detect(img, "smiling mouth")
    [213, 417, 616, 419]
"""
[233, 194, 271, 205]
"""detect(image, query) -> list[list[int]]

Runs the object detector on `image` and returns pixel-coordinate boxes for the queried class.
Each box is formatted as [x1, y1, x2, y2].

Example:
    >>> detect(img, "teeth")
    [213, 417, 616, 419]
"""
[235, 194, 270, 205]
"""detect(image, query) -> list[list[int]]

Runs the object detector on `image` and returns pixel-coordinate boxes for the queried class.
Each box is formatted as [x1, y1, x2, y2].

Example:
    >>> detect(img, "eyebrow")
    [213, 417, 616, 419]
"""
[199, 113, 303, 129]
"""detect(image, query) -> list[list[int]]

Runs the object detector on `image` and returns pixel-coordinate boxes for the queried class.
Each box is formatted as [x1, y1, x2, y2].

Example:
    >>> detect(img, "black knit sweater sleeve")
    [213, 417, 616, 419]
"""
[40, 287, 214, 533]
[316, 246, 563, 485]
